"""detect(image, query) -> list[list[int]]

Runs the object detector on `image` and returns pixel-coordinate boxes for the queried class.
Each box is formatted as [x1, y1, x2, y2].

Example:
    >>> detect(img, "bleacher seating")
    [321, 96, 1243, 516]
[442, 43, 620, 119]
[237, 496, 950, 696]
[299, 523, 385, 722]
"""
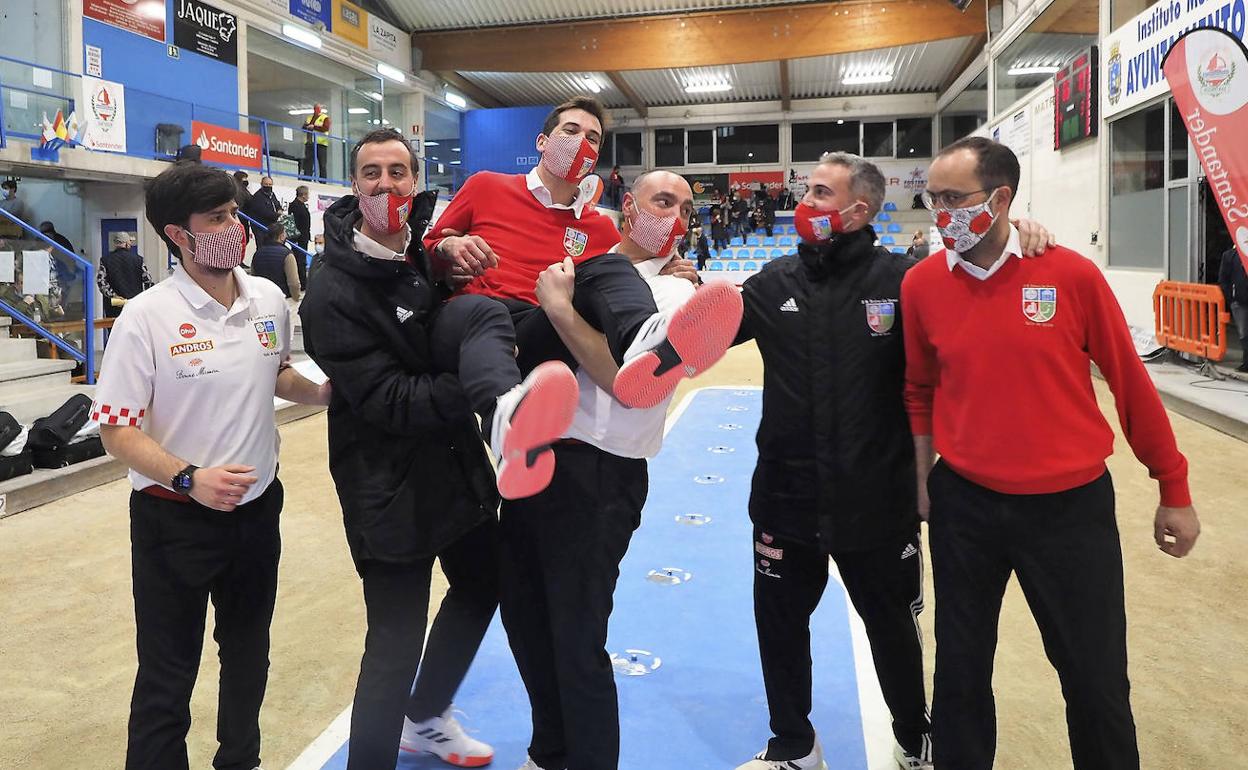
[887, 223, 903, 234]
[883, 202, 898, 212]
[778, 236, 794, 246]
[763, 237, 776, 246]
[726, 261, 741, 270]
[709, 262, 724, 271]
[881, 236, 896, 245]
[876, 213, 892, 223]
[730, 236, 744, 246]
[746, 236, 761, 247]
[753, 248, 767, 258]
[719, 248, 735, 259]
[743, 261, 757, 270]
[891, 247, 906, 254]
[769, 248, 784, 258]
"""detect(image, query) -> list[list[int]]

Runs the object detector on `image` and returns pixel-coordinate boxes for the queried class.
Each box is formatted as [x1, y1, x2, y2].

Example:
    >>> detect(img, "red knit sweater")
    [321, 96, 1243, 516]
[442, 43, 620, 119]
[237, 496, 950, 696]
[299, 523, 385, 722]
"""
[424, 171, 620, 305]
[901, 246, 1191, 507]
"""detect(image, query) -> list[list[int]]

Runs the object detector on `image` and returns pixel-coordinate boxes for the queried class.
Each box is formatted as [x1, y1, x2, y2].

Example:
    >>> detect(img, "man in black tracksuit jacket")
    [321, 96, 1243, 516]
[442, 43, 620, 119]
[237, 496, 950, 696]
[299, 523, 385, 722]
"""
[732, 153, 931, 770]
[300, 186, 502, 769]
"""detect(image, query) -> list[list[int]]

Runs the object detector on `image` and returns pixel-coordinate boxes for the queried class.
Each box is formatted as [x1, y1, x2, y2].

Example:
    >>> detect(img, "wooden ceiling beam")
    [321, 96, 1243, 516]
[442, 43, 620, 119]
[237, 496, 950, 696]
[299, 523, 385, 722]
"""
[436, 71, 506, 109]
[606, 71, 648, 118]
[778, 59, 791, 111]
[412, 1, 986, 73]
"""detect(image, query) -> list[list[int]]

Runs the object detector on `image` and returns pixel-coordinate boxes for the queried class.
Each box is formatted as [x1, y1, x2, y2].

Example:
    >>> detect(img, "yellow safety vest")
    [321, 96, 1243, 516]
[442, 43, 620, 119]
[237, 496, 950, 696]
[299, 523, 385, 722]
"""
[306, 113, 330, 146]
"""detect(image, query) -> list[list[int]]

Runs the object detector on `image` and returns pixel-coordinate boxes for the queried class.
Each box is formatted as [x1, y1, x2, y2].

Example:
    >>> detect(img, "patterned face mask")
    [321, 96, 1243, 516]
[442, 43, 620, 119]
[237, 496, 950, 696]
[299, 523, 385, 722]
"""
[793, 201, 861, 243]
[627, 199, 688, 257]
[185, 221, 246, 270]
[540, 131, 600, 183]
[356, 182, 414, 236]
[933, 190, 999, 253]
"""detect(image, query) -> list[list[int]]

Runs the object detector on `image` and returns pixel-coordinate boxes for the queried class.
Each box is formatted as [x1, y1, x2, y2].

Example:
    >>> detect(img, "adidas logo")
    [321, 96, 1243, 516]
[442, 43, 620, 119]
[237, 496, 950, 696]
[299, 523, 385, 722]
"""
[901, 543, 918, 560]
[395, 306, 414, 323]
[780, 297, 799, 312]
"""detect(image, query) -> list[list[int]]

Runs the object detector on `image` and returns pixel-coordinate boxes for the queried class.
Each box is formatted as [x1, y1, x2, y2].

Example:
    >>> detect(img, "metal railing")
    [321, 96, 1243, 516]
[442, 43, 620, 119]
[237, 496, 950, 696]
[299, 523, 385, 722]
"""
[0, 208, 96, 384]
[237, 211, 314, 269]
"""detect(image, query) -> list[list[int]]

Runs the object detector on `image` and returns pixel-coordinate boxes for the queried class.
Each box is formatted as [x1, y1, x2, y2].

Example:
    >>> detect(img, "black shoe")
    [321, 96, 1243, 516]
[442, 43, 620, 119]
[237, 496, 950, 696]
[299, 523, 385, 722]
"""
[1236, 362, 1248, 373]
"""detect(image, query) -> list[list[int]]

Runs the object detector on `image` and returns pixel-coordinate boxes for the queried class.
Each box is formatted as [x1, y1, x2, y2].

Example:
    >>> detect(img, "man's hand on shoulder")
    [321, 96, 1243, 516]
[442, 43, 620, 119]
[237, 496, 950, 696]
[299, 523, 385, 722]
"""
[660, 257, 700, 285]
[1012, 217, 1057, 257]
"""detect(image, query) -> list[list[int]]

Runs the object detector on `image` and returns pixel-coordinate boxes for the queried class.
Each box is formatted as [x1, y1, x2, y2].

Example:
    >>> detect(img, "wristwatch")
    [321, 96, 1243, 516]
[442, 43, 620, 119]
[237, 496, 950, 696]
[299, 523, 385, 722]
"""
[171, 465, 198, 495]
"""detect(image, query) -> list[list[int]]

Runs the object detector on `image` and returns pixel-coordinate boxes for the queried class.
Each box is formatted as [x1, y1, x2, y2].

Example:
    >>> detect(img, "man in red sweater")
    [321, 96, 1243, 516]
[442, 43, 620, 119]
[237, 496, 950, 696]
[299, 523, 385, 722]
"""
[901, 136, 1201, 770]
[424, 96, 740, 411]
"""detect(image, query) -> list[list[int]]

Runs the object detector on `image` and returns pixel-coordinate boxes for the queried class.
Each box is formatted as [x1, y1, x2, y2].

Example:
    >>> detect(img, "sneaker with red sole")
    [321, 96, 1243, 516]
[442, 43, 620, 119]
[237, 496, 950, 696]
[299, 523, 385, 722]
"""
[399, 707, 494, 767]
[490, 361, 579, 500]
[613, 280, 743, 409]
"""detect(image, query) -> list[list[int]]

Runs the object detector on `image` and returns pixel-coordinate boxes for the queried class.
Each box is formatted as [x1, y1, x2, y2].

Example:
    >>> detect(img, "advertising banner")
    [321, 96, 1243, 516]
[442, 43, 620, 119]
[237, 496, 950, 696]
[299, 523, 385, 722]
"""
[368, 15, 409, 71]
[332, 0, 369, 48]
[191, 120, 263, 169]
[79, 77, 127, 153]
[1104, 0, 1248, 119]
[84, 0, 166, 43]
[1164, 27, 1248, 273]
[682, 173, 730, 202]
[174, 0, 239, 65]
[290, 0, 332, 31]
[728, 171, 784, 197]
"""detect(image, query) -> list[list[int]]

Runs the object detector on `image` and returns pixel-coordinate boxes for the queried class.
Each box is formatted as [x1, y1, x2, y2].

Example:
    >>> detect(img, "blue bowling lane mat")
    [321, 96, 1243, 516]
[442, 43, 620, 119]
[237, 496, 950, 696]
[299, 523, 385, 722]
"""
[294, 387, 889, 770]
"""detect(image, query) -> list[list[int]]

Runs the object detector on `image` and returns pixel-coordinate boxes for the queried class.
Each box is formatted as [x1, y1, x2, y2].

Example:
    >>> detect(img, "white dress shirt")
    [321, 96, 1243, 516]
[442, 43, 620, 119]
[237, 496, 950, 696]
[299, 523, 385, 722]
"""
[525, 168, 598, 219]
[563, 247, 695, 459]
[945, 224, 1023, 281]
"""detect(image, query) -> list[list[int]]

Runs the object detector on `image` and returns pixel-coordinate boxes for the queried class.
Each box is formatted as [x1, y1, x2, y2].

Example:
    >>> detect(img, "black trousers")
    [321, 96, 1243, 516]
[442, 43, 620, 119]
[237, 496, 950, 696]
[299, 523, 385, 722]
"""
[927, 461, 1137, 770]
[498, 444, 648, 770]
[303, 143, 328, 181]
[347, 518, 500, 770]
[753, 525, 930, 761]
[294, 239, 309, 289]
[125, 479, 283, 770]
[430, 294, 523, 419]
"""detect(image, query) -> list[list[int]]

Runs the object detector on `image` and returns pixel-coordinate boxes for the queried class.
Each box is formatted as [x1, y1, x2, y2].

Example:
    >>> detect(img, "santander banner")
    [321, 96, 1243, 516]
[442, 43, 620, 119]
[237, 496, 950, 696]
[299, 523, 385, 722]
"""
[191, 120, 263, 169]
[1163, 27, 1248, 274]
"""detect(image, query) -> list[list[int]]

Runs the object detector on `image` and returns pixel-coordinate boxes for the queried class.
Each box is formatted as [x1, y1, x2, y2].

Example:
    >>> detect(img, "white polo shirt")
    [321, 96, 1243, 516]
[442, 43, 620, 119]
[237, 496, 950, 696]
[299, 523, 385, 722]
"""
[563, 248, 696, 458]
[91, 265, 290, 504]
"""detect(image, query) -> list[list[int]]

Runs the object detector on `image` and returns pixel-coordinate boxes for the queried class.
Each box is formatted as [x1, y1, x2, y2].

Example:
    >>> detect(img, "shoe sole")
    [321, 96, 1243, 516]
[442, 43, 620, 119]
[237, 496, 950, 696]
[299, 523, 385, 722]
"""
[399, 742, 494, 768]
[496, 361, 578, 500]
[613, 281, 743, 409]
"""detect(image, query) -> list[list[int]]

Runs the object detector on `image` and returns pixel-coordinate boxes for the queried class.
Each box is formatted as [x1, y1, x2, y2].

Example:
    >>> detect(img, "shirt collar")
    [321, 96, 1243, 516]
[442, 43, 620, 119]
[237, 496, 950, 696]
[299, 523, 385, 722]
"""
[526, 168, 592, 218]
[353, 225, 413, 262]
[171, 264, 253, 311]
[946, 224, 1022, 281]
[607, 241, 672, 279]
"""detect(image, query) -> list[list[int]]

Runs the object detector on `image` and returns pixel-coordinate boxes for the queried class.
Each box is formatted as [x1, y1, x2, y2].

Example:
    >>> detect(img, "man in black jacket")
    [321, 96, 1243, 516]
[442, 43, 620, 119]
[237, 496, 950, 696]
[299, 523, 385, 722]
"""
[1218, 246, 1248, 371]
[732, 152, 1054, 770]
[289, 185, 311, 290]
[299, 129, 580, 770]
[242, 177, 281, 225]
[98, 232, 153, 317]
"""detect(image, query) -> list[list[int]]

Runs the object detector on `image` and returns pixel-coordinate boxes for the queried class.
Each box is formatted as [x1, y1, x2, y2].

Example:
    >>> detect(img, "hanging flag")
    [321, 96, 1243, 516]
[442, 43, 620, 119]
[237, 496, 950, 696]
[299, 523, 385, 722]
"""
[1163, 27, 1248, 276]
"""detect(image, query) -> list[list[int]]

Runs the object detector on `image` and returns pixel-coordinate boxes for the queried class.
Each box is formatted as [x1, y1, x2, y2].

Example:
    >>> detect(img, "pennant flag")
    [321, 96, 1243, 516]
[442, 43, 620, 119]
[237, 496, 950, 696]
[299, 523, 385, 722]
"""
[1163, 27, 1248, 276]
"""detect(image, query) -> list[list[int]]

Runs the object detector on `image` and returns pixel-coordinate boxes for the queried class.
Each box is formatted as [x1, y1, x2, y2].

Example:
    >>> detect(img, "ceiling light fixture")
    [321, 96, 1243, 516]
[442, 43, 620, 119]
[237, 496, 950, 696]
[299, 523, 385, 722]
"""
[282, 23, 322, 49]
[366, 91, 384, 101]
[684, 81, 732, 93]
[444, 90, 468, 109]
[1007, 65, 1060, 76]
[348, 107, 370, 114]
[288, 108, 315, 116]
[424, 141, 440, 146]
[377, 63, 406, 83]
[842, 72, 894, 85]
[582, 77, 603, 93]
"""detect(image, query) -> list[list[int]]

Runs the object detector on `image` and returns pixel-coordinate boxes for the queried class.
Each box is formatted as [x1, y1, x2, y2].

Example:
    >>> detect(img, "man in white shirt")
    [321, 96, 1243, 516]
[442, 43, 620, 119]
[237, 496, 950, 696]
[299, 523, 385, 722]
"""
[498, 170, 711, 770]
[94, 162, 330, 770]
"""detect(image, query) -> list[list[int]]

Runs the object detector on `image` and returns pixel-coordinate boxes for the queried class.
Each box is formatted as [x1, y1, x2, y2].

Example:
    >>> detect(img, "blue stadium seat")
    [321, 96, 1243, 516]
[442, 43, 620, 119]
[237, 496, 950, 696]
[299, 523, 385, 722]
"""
[763, 237, 776, 246]
[719, 248, 734, 259]
[887, 223, 903, 233]
[709, 261, 724, 271]
[727, 261, 741, 270]
[883, 202, 898, 212]
[782, 224, 797, 235]
[743, 261, 758, 270]
[778, 236, 794, 246]
[770, 248, 784, 258]
[746, 236, 761, 247]
[876, 213, 892, 222]
[881, 236, 896, 245]
[891, 247, 907, 254]
[753, 248, 767, 258]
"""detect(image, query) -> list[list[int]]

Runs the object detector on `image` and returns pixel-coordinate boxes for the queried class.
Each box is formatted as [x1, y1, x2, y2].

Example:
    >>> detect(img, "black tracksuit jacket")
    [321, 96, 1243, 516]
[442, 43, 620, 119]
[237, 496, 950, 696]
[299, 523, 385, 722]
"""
[299, 192, 498, 570]
[735, 227, 918, 553]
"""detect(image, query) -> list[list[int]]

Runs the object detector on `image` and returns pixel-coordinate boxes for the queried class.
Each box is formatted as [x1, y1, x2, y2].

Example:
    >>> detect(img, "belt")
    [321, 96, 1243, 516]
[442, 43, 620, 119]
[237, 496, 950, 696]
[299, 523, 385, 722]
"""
[140, 484, 193, 504]
[552, 438, 588, 446]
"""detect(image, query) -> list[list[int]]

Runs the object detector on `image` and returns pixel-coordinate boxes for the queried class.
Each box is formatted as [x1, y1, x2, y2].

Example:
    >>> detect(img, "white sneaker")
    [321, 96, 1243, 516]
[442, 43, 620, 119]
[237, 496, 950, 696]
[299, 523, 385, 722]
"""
[515, 758, 549, 770]
[894, 741, 934, 769]
[399, 707, 494, 767]
[734, 738, 828, 770]
[489, 360, 578, 500]
[613, 281, 743, 409]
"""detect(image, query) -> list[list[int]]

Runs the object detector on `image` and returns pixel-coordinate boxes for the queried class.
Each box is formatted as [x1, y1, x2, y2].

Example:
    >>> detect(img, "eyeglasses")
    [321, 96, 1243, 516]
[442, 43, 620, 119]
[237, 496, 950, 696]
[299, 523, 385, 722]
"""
[921, 188, 993, 210]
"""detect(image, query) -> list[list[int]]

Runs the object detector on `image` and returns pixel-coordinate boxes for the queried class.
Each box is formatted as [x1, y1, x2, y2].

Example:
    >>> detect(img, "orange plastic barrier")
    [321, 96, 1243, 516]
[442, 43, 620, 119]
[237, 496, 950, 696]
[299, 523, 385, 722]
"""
[1152, 281, 1231, 361]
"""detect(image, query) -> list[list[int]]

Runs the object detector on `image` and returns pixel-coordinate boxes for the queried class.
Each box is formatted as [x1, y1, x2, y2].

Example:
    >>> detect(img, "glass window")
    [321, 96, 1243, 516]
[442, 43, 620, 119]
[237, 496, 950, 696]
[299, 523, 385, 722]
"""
[896, 118, 933, 157]
[993, 1, 1099, 115]
[616, 132, 643, 166]
[595, 133, 615, 173]
[791, 120, 859, 161]
[716, 124, 779, 164]
[655, 128, 684, 167]
[423, 99, 462, 196]
[862, 122, 894, 158]
[688, 129, 714, 164]
[1108, 104, 1165, 268]
[1169, 100, 1189, 181]
[940, 114, 986, 147]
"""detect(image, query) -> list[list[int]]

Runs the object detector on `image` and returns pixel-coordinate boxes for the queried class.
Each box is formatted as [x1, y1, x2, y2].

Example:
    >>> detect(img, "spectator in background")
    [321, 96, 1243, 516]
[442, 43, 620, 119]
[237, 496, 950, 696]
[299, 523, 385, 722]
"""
[607, 165, 625, 208]
[777, 187, 796, 210]
[244, 177, 282, 225]
[1219, 246, 1248, 372]
[751, 206, 768, 237]
[289, 186, 312, 290]
[251, 221, 301, 302]
[38, 220, 79, 289]
[693, 225, 711, 270]
[302, 104, 331, 181]
[711, 210, 728, 253]
[907, 230, 930, 260]
[98, 232, 154, 318]
[912, 192, 925, 210]
[1, 179, 29, 223]
[732, 190, 751, 239]
[233, 171, 254, 242]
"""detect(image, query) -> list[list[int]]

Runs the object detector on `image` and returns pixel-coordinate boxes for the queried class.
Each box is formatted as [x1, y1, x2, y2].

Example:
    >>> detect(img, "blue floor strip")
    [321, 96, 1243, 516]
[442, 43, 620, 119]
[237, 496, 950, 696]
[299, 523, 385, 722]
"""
[312, 387, 872, 770]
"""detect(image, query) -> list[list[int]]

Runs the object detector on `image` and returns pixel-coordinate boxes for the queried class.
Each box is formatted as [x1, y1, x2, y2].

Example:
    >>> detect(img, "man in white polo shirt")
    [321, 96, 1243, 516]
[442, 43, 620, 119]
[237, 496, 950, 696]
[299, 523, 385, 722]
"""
[498, 170, 712, 770]
[94, 162, 330, 770]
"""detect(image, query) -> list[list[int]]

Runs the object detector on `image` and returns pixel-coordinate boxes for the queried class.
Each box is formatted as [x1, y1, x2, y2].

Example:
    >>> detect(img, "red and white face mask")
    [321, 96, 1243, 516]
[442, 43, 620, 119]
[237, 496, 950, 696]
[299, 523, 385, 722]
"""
[626, 199, 688, 257]
[933, 192, 998, 253]
[356, 183, 414, 235]
[186, 222, 246, 270]
[540, 131, 600, 183]
[793, 201, 860, 244]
